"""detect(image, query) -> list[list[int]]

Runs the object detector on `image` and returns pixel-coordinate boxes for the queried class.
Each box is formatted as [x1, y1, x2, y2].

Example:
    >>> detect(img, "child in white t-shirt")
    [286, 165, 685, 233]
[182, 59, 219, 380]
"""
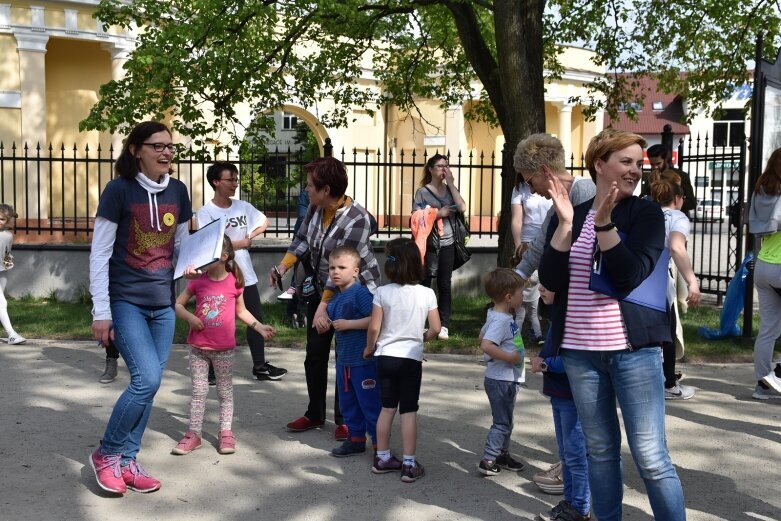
[364, 238, 439, 483]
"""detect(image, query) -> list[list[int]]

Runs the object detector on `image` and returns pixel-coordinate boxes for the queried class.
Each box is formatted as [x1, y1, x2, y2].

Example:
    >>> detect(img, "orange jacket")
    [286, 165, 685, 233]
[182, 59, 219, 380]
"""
[410, 207, 442, 264]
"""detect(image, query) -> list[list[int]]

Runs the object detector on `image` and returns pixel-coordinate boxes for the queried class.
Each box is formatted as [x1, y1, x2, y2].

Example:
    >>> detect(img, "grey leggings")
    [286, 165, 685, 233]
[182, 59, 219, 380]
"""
[753, 258, 781, 380]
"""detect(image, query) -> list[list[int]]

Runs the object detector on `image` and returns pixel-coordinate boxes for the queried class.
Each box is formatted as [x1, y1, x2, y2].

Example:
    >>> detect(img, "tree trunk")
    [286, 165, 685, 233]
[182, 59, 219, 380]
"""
[494, 0, 546, 267]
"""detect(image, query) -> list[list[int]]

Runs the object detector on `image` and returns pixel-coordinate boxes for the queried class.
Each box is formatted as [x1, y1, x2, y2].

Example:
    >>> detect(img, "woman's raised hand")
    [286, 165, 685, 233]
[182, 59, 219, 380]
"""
[546, 171, 573, 224]
[594, 182, 619, 226]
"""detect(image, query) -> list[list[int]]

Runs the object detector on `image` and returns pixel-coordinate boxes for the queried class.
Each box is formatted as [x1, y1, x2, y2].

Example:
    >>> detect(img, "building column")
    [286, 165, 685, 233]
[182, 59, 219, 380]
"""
[557, 102, 573, 162]
[14, 31, 49, 219]
[101, 41, 135, 154]
[594, 108, 605, 134]
[15, 32, 48, 148]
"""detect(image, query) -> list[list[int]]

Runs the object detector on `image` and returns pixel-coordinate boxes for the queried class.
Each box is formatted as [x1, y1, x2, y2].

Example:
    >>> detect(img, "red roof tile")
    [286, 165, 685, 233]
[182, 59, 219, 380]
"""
[604, 75, 690, 135]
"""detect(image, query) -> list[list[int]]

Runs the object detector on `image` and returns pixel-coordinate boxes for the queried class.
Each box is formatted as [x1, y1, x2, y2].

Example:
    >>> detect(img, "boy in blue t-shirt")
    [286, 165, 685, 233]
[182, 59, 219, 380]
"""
[477, 268, 526, 475]
[326, 245, 380, 457]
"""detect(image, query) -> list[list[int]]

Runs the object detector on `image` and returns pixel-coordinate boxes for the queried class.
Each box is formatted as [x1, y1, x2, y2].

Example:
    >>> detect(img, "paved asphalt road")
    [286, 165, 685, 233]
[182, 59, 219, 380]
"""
[1, 340, 779, 521]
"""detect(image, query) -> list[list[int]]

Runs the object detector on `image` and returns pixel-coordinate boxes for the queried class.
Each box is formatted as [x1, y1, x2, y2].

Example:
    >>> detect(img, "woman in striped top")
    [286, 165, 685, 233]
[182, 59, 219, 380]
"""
[539, 129, 685, 521]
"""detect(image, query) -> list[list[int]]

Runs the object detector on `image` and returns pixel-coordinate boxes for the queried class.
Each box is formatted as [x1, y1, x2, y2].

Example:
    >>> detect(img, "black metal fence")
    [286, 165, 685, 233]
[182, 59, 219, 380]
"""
[676, 134, 747, 302]
[0, 133, 744, 300]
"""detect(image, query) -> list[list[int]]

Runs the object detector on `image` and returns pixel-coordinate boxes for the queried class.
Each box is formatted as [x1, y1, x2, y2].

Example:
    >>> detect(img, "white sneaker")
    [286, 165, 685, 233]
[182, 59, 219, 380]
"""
[438, 326, 449, 340]
[277, 287, 295, 301]
[8, 334, 26, 345]
[664, 383, 695, 400]
[761, 371, 781, 394]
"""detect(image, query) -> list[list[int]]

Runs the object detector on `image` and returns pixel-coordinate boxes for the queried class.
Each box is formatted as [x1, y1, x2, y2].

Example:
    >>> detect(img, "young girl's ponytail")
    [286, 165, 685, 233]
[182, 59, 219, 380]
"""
[222, 235, 245, 288]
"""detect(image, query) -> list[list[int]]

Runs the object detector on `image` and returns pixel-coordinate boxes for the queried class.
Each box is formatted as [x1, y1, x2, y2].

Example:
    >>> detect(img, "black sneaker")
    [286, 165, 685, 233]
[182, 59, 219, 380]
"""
[478, 459, 501, 476]
[330, 440, 366, 458]
[253, 362, 288, 381]
[535, 500, 571, 521]
[401, 462, 425, 483]
[496, 451, 525, 471]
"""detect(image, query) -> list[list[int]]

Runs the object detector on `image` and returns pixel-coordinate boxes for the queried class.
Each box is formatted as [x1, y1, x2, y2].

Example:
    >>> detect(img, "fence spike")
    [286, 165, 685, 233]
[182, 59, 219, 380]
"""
[85, 143, 90, 152]
[72, 143, 78, 152]
[36, 142, 41, 152]
[97, 143, 102, 153]
[60, 143, 66, 152]
[48, 142, 53, 152]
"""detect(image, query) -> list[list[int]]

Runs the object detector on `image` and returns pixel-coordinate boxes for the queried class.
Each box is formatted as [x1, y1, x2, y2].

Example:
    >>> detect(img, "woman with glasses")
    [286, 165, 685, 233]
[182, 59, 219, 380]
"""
[412, 153, 466, 340]
[89, 121, 193, 495]
[539, 129, 685, 521]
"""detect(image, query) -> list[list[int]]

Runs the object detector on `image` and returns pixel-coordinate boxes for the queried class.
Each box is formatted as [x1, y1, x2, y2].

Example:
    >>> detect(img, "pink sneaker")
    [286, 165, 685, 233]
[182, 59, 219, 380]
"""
[171, 430, 202, 455]
[89, 449, 126, 494]
[218, 429, 236, 454]
[121, 461, 161, 493]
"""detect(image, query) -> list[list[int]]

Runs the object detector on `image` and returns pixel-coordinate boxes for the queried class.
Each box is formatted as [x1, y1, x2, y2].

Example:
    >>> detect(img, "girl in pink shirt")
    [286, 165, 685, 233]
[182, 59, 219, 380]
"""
[172, 236, 275, 456]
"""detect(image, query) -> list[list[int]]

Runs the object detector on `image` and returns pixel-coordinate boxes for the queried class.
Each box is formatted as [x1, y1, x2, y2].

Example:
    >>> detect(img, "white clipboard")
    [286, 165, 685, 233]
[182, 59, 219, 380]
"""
[173, 217, 225, 280]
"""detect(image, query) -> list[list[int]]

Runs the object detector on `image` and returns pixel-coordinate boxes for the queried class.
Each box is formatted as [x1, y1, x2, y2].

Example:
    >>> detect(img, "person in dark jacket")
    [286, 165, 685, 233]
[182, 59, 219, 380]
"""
[530, 285, 590, 521]
[538, 129, 684, 521]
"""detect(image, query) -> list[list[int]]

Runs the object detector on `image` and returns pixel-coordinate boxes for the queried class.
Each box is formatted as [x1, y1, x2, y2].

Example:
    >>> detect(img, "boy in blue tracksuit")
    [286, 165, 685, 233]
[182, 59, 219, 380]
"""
[325, 245, 381, 458]
[531, 285, 591, 521]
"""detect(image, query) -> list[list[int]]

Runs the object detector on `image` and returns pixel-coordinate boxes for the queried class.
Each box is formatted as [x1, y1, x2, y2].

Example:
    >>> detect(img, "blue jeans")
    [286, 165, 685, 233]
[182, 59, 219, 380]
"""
[100, 301, 175, 464]
[482, 377, 517, 460]
[562, 348, 685, 521]
[551, 396, 590, 516]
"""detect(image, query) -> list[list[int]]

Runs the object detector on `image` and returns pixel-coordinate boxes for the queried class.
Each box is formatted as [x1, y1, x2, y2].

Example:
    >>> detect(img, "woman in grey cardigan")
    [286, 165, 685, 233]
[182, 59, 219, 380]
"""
[748, 148, 781, 399]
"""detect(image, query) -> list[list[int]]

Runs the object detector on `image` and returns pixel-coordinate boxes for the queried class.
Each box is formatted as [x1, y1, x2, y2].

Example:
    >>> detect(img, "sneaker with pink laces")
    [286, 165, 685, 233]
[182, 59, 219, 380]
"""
[218, 429, 236, 454]
[171, 430, 202, 455]
[121, 461, 161, 493]
[89, 448, 126, 494]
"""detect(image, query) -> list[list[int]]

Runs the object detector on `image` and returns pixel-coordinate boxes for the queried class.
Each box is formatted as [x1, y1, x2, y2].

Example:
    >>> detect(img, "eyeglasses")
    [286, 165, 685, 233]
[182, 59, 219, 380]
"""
[219, 177, 239, 184]
[524, 171, 542, 184]
[142, 143, 177, 152]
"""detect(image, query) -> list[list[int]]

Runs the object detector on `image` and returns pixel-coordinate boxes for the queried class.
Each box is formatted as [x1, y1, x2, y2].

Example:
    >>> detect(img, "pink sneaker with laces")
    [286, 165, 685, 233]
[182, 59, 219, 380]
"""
[218, 429, 236, 454]
[171, 430, 202, 455]
[121, 461, 161, 493]
[89, 448, 126, 494]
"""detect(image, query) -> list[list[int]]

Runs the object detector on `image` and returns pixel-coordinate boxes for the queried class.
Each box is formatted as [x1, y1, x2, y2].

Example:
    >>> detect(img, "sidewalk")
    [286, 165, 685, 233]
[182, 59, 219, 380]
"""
[2, 340, 779, 521]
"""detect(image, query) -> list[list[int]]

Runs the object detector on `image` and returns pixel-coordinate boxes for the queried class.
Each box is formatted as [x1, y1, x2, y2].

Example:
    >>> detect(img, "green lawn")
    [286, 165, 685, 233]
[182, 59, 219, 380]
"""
[7, 294, 766, 361]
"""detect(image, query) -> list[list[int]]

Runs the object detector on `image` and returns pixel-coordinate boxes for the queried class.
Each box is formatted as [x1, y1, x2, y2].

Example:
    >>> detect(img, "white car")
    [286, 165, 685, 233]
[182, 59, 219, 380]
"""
[694, 200, 724, 222]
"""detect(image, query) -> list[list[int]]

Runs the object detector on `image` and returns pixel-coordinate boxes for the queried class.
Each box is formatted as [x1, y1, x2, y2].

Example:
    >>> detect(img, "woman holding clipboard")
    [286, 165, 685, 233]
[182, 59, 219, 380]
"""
[538, 129, 685, 521]
[88, 121, 193, 495]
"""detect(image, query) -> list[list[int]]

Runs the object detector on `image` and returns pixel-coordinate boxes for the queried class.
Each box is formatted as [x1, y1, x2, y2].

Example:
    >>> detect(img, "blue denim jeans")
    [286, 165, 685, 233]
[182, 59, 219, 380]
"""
[561, 347, 685, 521]
[100, 301, 175, 464]
[551, 396, 590, 516]
[482, 377, 517, 460]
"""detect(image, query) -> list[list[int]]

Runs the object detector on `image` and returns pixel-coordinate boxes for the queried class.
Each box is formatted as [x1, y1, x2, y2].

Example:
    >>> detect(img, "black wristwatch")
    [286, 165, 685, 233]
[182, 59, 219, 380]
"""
[594, 222, 616, 232]
[540, 361, 549, 373]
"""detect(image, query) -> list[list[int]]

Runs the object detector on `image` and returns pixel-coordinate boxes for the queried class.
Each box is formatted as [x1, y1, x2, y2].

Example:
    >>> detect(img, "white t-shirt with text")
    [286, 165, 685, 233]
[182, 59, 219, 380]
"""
[197, 199, 267, 287]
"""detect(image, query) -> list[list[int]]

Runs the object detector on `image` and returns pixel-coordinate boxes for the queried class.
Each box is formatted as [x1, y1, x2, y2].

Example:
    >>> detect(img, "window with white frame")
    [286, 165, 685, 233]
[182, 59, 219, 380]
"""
[282, 113, 298, 130]
[712, 109, 745, 147]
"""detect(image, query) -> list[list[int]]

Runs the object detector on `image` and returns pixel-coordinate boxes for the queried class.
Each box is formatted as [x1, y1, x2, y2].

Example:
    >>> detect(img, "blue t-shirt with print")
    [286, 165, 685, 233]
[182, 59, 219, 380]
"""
[327, 283, 374, 367]
[97, 176, 192, 307]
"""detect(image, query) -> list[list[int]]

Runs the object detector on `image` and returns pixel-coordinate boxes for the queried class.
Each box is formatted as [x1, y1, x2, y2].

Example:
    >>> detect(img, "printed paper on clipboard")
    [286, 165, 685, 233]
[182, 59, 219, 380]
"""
[173, 217, 225, 280]
[589, 233, 670, 312]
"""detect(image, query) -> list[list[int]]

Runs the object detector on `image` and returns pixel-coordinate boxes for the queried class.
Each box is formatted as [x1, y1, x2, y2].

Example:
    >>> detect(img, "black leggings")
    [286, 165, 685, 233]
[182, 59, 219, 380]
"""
[423, 243, 454, 328]
[243, 284, 266, 366]
[304, 297, 342, 424]
[662, 303, 678, 388]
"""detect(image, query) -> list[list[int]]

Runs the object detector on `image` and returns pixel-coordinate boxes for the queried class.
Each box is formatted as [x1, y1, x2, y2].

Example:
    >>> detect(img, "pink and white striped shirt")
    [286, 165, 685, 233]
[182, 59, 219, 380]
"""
[561, 211, 629, 351]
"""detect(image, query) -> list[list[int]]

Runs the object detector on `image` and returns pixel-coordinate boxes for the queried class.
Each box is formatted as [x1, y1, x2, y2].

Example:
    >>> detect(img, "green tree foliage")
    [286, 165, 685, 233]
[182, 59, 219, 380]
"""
[82, 0, 781, 265]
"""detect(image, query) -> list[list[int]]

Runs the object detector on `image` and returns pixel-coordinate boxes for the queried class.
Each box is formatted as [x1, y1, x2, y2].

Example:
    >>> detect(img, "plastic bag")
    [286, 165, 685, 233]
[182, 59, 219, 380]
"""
[698, 252, 754, 339]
